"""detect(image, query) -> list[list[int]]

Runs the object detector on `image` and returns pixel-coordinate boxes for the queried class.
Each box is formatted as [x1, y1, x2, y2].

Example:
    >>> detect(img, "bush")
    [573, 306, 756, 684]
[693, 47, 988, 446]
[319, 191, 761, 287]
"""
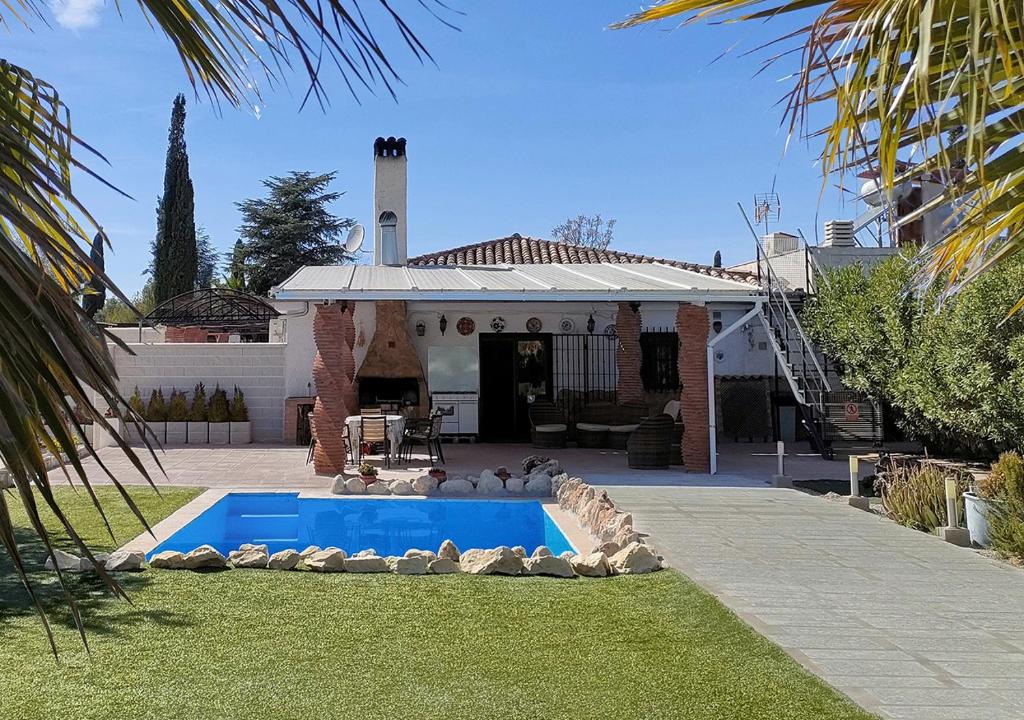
[146, 388, 167, 422]
[208, 385, 230, 423]
[987, 451, 1024, 558]
[980, 451, 1024, 499]
[357, 462, 378, 477]
[878, 462, 969, 532]
[189, 382, 208, 422]
[167, 389, 189, 422]
[229, 386, 249, 422]
[128, 386, 145, 417]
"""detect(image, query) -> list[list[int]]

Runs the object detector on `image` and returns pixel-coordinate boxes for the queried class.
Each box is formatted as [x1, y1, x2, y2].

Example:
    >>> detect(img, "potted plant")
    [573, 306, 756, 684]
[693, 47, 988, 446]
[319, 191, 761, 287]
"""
[187, 382, 208, 444]
[145, 388, 167, 444]
[965, 452, 1019, 547]
[126, 386, 146, 445]
[495, 466, 511, 484]
[358, 462, 379, 484]
[208, 384, 230, 445]
[166, 388, 189, 445]
[428, 466, 447, 482]
[229, 385, 251, 444]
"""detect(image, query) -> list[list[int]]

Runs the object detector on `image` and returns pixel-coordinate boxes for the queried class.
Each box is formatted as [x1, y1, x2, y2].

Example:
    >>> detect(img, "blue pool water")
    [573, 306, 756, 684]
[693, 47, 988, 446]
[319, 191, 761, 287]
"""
[149, 493, 574, 559]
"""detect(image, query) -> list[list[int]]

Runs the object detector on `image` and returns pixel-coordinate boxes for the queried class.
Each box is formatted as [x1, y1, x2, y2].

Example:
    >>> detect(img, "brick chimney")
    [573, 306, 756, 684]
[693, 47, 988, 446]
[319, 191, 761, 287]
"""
[373, 136, 407, 266]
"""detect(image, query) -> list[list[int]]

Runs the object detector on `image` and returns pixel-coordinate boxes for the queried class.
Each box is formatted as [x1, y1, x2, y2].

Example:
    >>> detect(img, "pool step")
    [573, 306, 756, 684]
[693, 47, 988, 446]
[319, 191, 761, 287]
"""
[231, 511, 300, 545]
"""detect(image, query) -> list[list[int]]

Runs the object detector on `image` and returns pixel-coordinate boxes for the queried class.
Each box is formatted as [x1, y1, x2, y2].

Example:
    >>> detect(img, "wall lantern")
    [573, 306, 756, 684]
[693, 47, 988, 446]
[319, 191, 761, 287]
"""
[586, 314, 596, 334]
[629, 301, 641, 314]
[712, 320, 723, 334]
[439, 314, 448, 336]
[415, 320, 426, 337]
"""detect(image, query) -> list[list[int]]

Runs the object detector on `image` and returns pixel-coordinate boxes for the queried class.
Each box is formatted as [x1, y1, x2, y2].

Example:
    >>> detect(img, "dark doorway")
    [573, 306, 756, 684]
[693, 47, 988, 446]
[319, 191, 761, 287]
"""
[479, 333, 553, 442]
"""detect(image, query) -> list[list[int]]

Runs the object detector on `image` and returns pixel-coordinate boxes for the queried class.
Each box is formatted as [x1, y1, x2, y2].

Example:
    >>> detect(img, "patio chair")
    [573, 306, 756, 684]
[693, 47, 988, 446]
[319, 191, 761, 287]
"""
[529, 399, 567, 449]
[360, 415, 391, 468]
[575, 402, 614, 448]
[627, 413, 676, 469]
[607, 401, 648, 450]
[399, 410, 445, 464]
[306, 415, 354, 466]
[360, 406, 383, 416]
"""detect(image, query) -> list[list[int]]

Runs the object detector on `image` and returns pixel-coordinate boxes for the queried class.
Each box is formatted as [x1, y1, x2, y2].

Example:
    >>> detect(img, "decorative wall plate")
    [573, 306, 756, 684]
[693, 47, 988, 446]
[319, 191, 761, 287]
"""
[559, 318, 575, 333]
[603, 323, 618, 337]
[525, 317, 543, 333]
[457, 316, 476, 336]
[490, 316, 506, 333]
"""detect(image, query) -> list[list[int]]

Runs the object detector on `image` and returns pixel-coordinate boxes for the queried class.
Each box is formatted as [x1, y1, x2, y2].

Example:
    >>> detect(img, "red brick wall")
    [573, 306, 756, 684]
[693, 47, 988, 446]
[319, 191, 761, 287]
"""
[677, 303, 710, 472]
[615, 302, 644, 404]
[164, 326, 229, 343]
[311, 303, 356, 474]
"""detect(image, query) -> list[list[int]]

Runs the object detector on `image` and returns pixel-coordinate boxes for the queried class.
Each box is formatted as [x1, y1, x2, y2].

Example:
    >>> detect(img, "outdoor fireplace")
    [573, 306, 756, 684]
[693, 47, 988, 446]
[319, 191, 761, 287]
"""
[358, 377, 421, 410]
[355, 300, 428, 415]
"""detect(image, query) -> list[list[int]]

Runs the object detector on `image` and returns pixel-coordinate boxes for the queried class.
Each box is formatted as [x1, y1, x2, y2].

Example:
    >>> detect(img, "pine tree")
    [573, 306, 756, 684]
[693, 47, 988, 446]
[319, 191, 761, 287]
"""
[236, 171, 353, 296]
[152, 94, 197, 303]
[226, 239, 247, 291]
[195, 226, 220, 289]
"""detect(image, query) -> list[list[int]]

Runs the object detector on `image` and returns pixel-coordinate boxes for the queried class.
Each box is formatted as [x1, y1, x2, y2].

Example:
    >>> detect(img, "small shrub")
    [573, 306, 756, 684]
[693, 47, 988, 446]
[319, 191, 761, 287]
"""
[208, 385, 230, 423]
[988, 451, 1024, 559]
[879, 463, 969, 533]
[146, 388, 167, 422]
[357, 462, 378, 477]
[229, 386, 249, 422]
[189, 382, 208, 422]
[167, 389, 189, 422]
[980, 451, 1024, 499]
[128, 386, 145, 417]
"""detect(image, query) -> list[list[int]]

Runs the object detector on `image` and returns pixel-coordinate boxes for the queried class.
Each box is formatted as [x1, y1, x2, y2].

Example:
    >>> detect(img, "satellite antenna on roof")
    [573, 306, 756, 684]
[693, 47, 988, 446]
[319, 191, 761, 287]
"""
[753, 192, 781, 235]
[344, 224, 365, 254]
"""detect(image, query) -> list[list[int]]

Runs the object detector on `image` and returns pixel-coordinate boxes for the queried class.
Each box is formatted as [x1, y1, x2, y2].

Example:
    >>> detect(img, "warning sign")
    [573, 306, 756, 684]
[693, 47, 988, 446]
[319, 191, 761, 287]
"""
[844, 402, 860, 422]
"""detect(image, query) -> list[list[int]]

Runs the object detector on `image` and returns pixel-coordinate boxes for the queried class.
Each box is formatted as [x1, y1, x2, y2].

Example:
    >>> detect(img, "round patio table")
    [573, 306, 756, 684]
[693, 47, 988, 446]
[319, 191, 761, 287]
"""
[345, 414, 406, 463]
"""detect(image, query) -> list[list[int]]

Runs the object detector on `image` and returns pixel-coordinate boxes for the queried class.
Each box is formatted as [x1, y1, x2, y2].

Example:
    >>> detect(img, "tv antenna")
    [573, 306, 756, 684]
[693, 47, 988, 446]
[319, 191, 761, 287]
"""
[753, 192, 781, 235]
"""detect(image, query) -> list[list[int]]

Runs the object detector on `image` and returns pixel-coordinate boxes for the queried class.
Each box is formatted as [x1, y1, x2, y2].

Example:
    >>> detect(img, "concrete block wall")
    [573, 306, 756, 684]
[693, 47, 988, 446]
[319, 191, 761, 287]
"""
[109, 343, 287, 441]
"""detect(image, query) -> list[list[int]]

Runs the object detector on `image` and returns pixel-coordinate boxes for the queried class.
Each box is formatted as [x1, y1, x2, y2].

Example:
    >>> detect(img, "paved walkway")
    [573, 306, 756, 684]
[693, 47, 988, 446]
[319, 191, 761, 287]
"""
[608, 486, 1024, 720]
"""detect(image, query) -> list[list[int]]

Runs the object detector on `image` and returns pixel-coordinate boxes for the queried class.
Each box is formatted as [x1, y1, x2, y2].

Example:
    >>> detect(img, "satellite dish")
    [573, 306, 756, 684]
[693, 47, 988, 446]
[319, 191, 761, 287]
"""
[344, 224, 365, 253]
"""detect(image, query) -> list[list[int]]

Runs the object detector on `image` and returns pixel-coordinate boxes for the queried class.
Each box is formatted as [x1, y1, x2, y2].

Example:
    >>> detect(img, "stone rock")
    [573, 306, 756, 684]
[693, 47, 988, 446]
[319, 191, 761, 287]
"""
[331, 474, 347, 494]
[386, 556, 400, 571]
[524, 474, 552, 496]
[149, 550, 187, 569]
[558, 551, 575, 561]
[459, 547, 522, 576]
[476, 474, 505, 494]
[438, 539, 461, 561]
[395, 555, 430, 575]
[532, 459, 564, 477]
[305, 548, 347, 572]
[511, 546, 527, 559]
[366, 480, 391, 495]
[412, 475, 438, 495]
[389, 479, 414, 496]
[466, 475, 479, 487]
[44, 548, 85, 573]
[556, 477, 583, 508]
[522, 455, 551, 475]
[183, 545, 227, 570]
[580, 494, 617, 534]
[268, 549, 302, 570]
[299, 545, 321, 558]
[345, 555, 390, 573]
[505, 477, 525, 494]
[612, 528, 641, 548]
[550, 473, 569, 496]
[353, 548, 378, 558]
[597, 541, 621, 556]
[439, 478, 474, 495]
[105, 549, 145, 572]
[229, 546, 269, 569]
[521, 554, 574, 578]
[404, 548, 437, 562]
[608, 542, 662, 575]
[531, 546, 552, 558]
[598, 512, 633, 542]
[428, 557, 460, 574]
[239, 543, 268, 552]
[343, 477, 367, 494]
[571, 551, 611, 577]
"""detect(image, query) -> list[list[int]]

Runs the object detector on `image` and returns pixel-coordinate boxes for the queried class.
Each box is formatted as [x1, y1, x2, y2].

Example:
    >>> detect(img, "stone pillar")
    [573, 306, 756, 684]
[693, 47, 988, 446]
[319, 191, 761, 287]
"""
[312, 302, 356, 474]
[615, 302, 644, 405]
[677, 303, 710, 472]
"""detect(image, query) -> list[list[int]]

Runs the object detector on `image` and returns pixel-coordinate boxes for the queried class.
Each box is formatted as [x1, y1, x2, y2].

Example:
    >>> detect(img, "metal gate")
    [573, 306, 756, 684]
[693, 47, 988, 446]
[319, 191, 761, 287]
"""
[552, 334, 618, 428]
[822, 391, 883, 445]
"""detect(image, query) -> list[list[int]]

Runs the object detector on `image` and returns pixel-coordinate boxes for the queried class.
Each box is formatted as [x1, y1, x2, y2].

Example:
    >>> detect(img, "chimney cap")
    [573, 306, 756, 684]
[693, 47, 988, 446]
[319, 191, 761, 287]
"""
[374, 136, 407, 158]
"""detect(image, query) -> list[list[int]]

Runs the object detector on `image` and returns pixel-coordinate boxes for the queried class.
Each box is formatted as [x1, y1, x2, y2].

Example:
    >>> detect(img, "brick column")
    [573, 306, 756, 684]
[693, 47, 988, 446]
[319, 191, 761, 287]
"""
[615, 302, 643, 405]
[311, 303, 356, 474]
[677, 303, 710, 472]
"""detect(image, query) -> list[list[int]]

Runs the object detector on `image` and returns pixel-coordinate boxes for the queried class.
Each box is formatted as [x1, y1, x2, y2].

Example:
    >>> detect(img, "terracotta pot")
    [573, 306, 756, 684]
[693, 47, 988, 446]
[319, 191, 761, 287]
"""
[360, 475, 378, 484]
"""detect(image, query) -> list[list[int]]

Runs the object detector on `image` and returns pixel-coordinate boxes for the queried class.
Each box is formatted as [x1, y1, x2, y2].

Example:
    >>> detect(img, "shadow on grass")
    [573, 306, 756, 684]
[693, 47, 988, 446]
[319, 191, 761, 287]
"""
[0, 526, 189, 638]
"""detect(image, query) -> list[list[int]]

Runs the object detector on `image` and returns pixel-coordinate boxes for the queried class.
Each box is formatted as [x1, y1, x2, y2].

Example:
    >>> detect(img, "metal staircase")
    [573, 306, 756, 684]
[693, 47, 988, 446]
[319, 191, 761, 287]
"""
[755, 237, 834, 458]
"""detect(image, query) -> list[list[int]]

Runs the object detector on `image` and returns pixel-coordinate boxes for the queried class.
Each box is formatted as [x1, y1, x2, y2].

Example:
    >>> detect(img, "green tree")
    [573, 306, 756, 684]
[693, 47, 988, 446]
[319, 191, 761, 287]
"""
[94, 281, 157, 324]
[804, 255, 1024, 455]
[152, 94, 197, 303]
[225, 238, 247, 291]
[551, 214, 615, 251]
[196, 226, 220, 289]
[236, 171, 354, 296]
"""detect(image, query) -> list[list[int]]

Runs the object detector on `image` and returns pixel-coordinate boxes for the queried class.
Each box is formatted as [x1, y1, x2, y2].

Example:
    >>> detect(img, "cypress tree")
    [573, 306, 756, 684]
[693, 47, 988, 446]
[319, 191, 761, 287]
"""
[152, 94, 197, 303]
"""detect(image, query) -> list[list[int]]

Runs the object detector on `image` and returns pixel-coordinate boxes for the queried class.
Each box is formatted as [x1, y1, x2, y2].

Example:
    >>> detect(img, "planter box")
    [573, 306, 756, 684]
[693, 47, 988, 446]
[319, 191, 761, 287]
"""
[165, 422, 188, 445]
[229, 421, 251, 445]
[208, 423, 230, 445]
[145, 421, 166, 446]
[186, 422, 208, 444]
[964, 491, 998, 548]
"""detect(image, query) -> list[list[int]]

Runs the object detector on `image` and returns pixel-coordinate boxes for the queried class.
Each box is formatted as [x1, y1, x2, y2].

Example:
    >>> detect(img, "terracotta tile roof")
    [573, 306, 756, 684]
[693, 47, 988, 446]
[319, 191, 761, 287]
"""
[408, 234, 759, 285]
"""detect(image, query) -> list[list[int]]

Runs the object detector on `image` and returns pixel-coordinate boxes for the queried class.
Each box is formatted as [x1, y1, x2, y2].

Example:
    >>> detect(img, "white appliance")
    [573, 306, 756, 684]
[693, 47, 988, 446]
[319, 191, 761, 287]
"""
[431, 392, 479, 436]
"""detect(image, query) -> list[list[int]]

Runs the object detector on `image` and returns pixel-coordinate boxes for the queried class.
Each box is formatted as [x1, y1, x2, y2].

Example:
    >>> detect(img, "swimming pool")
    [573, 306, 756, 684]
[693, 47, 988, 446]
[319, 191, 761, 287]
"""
[149, 493, 574, 559]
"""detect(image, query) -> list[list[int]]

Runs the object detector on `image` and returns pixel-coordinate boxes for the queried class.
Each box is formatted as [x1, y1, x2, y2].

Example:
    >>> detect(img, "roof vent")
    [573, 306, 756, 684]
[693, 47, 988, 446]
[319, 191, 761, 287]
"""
[823, 220, 855, 247]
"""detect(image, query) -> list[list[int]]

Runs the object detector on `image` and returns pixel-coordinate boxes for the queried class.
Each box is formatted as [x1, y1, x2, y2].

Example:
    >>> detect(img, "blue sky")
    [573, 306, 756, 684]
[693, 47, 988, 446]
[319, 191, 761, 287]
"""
[18, 2, 854, 293]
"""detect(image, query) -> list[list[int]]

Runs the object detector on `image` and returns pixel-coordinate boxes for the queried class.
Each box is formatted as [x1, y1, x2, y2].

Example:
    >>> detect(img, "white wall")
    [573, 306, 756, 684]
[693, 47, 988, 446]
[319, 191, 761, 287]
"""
[108, 342, 287, 441]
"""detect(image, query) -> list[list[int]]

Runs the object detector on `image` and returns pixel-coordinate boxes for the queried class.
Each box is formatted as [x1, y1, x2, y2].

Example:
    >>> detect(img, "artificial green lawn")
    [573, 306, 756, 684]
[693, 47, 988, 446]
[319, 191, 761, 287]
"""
[1, 487, 876, 720]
